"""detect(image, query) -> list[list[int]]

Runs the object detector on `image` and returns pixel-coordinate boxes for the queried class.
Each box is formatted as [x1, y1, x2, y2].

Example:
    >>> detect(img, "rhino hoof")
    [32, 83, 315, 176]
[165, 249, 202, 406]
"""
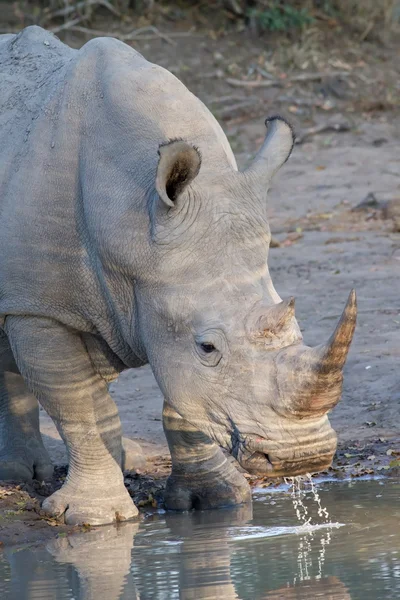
[42, 484, 138, 526]
[0, 459, 34, 482]
[164, 468, 251, 511]
[0, 451, 53, 483]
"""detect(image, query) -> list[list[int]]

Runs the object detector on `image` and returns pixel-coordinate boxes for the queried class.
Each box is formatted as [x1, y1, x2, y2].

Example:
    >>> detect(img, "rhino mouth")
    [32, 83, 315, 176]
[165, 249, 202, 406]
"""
[236, 435, 336, 478]
[240, 450, 334, 477]
[239, 450, 274, 474]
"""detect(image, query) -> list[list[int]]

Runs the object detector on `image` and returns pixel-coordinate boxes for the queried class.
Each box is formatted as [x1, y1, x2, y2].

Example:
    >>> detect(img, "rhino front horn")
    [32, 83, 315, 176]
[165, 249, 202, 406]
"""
[315, 289, 357, 373]
[297, 289, 357, 416]
[275, 290, 357, 419]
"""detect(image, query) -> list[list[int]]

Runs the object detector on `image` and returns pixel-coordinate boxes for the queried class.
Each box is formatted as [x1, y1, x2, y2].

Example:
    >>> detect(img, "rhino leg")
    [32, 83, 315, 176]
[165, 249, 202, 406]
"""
[4, 316, 137, 526]
[163, 402, 251, 511]
[0, 333, 53, 482]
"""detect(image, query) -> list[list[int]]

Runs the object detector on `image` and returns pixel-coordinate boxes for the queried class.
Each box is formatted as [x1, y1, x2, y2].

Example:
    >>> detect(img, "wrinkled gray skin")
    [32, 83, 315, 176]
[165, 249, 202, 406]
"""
[0, 27, 356, 525]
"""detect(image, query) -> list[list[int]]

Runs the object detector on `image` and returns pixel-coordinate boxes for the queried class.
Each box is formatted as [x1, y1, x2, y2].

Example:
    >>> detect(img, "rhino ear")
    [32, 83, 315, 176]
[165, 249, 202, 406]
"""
[156, 140, 202, 207]
[245, 116, 295, 187]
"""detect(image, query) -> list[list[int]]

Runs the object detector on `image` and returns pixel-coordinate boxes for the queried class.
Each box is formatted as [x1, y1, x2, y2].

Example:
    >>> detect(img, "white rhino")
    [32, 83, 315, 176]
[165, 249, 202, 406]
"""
[0, 26, 356, 524]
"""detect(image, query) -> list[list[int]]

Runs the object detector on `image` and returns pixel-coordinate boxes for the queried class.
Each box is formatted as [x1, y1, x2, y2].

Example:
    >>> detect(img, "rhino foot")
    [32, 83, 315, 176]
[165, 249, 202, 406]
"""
[42, 482, 138, 526]
[164, 460, 251, 511]
[0, 443, 53, 482]
[163, 403, 251, 511]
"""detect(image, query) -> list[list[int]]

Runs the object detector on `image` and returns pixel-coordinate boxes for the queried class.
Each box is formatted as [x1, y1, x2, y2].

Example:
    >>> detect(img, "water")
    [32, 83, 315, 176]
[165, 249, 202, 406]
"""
[0, 478, 399, 599]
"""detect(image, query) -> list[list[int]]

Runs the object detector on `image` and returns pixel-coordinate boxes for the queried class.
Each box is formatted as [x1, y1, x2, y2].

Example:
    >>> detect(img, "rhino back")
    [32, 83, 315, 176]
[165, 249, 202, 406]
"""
[0, 26, 75, 153]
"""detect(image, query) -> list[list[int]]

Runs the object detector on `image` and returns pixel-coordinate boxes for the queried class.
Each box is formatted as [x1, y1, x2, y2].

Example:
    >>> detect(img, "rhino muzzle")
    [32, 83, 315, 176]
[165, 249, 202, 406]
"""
[236, 290, 356, 478]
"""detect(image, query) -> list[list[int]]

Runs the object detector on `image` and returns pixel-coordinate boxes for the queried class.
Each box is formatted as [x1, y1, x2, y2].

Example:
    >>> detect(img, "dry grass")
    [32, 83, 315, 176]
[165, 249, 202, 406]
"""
[1, 0, 399, 41]
[326, 0, 399, 38]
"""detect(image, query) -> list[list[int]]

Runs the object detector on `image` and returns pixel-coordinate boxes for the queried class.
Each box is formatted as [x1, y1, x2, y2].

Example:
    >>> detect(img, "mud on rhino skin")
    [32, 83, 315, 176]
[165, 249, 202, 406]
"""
[0, 26, 356, 525]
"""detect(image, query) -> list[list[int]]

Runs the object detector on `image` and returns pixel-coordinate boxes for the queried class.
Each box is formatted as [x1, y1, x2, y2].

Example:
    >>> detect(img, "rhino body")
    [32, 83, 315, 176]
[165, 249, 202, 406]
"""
[0, 27, 356, 524]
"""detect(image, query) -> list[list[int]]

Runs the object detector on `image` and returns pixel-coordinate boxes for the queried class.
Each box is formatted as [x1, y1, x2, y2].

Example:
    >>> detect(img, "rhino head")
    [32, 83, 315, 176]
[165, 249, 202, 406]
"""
[138, 116, 356, 478]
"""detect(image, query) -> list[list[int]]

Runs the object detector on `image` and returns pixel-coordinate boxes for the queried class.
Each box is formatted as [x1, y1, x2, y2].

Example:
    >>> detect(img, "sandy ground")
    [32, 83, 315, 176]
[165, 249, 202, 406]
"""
[1, 23, 400, 545]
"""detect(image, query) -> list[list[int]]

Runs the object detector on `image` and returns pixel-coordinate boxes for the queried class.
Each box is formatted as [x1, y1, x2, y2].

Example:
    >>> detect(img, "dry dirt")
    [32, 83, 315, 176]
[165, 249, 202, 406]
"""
[1, 19, 399, 546]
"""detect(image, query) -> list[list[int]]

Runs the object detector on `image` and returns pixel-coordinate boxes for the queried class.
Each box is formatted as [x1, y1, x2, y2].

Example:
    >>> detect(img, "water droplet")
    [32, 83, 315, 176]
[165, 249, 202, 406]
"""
[307, 474, 330, 523]
[288, 475, 334, 583]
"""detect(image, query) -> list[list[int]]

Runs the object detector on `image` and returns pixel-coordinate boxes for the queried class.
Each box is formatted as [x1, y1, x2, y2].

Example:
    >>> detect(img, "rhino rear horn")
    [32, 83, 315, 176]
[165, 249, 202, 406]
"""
[156, 140, 201, 207]
[255, 297, 295, 335]
[244, 116, 295, 185]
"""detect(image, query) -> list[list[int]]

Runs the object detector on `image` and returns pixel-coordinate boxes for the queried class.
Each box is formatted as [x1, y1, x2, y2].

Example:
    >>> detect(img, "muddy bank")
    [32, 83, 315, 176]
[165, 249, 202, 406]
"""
[1, 437, 399, 548]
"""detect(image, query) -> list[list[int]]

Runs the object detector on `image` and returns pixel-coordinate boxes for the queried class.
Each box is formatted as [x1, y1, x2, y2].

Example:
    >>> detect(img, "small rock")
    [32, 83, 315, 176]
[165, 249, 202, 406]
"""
[281, 232, 304, 247]
[226, 63, 240, 75]
[381, 198, 400, 232]
[351, 192, 380, 212]
[372, 138, 388, 147]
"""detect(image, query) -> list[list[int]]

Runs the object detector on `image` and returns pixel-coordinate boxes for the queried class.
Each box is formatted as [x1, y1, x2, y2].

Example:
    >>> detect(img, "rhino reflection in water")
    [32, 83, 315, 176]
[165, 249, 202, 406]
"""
[0, 26, 356, 525]
[4, 509, 350, 600]
[2, 524, 139, 600]
[159, 507, 352, 600]
[47, 524, 139, 599]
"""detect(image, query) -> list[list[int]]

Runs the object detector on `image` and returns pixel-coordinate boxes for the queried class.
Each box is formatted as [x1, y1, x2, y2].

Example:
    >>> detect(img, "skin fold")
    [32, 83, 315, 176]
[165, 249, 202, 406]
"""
[0, 26, 356, 524]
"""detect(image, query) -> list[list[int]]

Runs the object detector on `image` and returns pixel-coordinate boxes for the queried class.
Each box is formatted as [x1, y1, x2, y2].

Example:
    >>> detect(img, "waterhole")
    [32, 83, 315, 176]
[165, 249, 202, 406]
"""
[0, 478, 398, 599]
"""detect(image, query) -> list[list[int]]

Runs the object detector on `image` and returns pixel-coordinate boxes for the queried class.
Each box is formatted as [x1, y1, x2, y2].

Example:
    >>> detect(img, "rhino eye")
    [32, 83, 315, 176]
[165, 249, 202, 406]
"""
[201, 342, 216, 354]
[195, 334, 222, 367]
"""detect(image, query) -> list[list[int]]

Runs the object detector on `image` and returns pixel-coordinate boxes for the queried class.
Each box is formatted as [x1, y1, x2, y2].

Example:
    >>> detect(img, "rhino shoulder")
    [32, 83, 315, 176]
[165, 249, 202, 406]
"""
[76, 34, 147, 71]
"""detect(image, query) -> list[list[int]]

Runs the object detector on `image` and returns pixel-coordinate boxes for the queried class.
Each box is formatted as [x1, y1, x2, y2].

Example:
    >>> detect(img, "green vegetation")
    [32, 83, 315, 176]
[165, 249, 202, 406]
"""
[243, 1, 399, 35]
[247, 3, 314, 33]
